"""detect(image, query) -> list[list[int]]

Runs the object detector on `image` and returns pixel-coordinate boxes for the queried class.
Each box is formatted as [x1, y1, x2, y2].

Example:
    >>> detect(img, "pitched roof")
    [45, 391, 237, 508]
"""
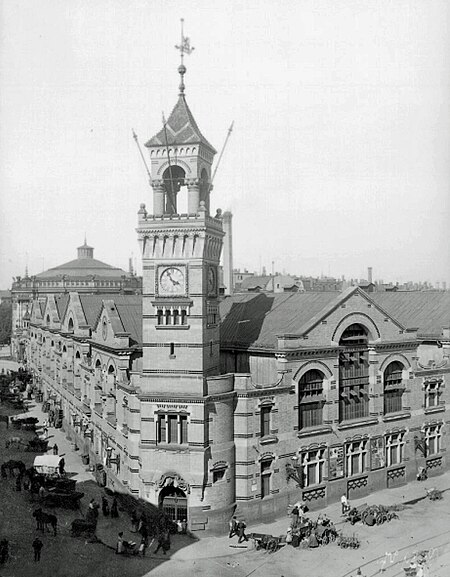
[240, 275, 272, 291]
[145, 95, 216, 153]
[78, 295, 106, 327]
[219, 292, 339, 349]
[79, 294, 142, 345]
[370, 292, 450, 337]
[114, 298, 142, 346]
[36, 258, 128, 279]
[55, 294, 70, 320]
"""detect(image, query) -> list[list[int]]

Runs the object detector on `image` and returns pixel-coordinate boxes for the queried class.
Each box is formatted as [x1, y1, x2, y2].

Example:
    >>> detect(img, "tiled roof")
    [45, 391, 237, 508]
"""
[370, 292, 450, 337]
[145, 95, 216, 153]
[78, 295, 106, 327]
[55, 294, 69, 320]
[240, 276, 272, 290]
[114, 297, 142, 346]
[219, 292, 339, 349]
[39, 300, 46, 316]
[79, 295, 142, 344]
[36, 258, 128, 279]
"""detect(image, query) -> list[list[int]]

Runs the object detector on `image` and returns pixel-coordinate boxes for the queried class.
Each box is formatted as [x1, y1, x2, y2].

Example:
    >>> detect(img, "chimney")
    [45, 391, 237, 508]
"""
[367, 267, 373, 284]
[222, 211, 233, 295]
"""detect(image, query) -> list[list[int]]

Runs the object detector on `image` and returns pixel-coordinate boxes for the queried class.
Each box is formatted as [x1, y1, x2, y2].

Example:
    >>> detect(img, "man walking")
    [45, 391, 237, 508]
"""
[237, 520, 249, 543]
[228, 515, 238, 538]
[32, 538, 43, 562]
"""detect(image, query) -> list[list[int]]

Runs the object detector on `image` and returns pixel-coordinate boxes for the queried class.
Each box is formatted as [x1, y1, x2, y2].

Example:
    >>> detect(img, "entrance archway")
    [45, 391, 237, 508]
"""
[158, 480, 188, 522]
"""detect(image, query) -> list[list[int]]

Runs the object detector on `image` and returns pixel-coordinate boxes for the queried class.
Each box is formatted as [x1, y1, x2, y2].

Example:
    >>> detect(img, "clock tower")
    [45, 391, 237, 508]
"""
[135, 25, 235, 531]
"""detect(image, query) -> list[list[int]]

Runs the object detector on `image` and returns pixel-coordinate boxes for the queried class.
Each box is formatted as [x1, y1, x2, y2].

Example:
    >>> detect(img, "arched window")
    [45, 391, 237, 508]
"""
[68, 317, 74, 332]
[383, 361, 405, 414]
[339, 324, 369, 422]
[173, 310, 179, 325]
[46, 314, 50, 325]
[165, 310, 171, 326]
[157, 309, 163, 325]
[298, 370, 325, 429]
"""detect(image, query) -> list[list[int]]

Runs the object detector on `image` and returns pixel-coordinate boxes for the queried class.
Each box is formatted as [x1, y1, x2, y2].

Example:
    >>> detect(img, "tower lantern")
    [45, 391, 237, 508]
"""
[144, 20, 216, 217]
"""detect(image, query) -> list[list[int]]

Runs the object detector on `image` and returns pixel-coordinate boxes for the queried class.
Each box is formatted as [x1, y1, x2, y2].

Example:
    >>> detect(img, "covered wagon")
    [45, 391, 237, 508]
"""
[33, 455, 63, 477]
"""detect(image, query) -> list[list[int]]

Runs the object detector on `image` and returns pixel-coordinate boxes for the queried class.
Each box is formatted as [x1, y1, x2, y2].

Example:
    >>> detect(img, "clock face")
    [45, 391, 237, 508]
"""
[208, 267, 216, 295]
[159, 267, 185, 295]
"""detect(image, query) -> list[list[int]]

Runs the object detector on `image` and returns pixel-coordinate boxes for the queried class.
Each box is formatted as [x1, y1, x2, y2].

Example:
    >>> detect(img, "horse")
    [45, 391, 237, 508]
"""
[2, 460, 26, 477]
[33, 508, 57, 536]
[5, 436, 23, 449]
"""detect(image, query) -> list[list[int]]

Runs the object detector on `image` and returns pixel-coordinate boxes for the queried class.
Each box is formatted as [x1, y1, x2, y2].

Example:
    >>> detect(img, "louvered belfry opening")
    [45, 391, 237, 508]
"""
[338, 323, 370, 422]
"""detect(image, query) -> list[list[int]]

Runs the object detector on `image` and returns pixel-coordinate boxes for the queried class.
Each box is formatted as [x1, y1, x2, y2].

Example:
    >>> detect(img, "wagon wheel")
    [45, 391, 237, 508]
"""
[322, 534, 329, 546]
[375, 512, 385, 525]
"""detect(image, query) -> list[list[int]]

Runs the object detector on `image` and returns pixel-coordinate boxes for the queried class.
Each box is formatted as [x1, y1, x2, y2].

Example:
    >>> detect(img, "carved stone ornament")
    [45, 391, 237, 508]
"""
[157, 472, 190, 494]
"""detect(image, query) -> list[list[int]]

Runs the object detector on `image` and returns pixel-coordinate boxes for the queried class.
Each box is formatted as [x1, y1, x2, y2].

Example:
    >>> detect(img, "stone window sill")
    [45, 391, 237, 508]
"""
[156, 325, 190, 330]
[297, 425, 332, 438]
[424, 406, 445, 415]
[259, 435, 278, 445]
[156, 443, 189, 452]
[337, 417, 378, 430]
[383, 412, 411, 422]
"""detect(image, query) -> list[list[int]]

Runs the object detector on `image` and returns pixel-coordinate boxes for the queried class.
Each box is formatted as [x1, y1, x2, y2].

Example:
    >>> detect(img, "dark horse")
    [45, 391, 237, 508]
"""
[2, 460, 26, 477]
[33, 508, 57, 536]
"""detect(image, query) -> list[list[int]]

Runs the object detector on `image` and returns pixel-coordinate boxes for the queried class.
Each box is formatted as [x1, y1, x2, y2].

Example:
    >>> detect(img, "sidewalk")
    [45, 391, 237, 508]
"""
[19, 398, 450, 564]
[168, 469, 450, 561]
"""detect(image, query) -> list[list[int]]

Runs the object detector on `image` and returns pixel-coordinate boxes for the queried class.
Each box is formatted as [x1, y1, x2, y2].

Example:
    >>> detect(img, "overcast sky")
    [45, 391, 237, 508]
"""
[1, 0, 449, 288]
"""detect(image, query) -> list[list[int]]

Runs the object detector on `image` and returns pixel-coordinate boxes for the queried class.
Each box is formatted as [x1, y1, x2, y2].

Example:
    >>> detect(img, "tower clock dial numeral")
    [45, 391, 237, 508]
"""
[159, 267, 185, 294]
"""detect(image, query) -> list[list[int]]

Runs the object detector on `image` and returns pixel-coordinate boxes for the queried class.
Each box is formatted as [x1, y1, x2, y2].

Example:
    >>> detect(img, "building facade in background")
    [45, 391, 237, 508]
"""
[11, 241, 140, 361]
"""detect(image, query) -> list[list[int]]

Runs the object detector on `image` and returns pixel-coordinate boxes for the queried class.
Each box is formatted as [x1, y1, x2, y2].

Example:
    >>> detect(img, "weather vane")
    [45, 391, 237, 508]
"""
[175, 18, 194, 94]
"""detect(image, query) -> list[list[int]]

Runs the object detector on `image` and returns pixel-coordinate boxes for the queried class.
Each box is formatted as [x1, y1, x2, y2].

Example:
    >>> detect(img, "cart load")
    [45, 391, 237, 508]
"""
[346, 503, 398, 526]
[33, 455, 63, 477]
[43, 490, 84, 509]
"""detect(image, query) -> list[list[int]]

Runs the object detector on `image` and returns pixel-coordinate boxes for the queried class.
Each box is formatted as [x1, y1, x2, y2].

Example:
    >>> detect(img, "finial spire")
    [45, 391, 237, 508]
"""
[84, 232, 87, 245]
[175, 18, 194, 95]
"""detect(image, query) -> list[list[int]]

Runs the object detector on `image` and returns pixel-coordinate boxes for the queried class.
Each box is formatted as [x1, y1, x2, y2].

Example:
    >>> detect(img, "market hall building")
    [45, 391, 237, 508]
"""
[25, 60, 450, 532]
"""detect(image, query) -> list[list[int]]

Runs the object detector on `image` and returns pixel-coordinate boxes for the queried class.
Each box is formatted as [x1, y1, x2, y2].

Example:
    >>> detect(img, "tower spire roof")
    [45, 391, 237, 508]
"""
[145, 21, 215, 153]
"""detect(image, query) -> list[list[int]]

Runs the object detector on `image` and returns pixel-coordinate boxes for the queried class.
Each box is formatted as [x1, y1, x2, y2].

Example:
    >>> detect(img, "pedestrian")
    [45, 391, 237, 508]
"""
[102, 496, 110, 517]
[52, 443, 58, 455]
[38, 485, 45, 499]
[131, 510, 139, 532]
[138, 536, 148, 557]
[32, 537, 43, 562]
[116, 532, 124, 554]
[341, 495, 349, 515]
[176, 519, 183, 533]
[237, 520, 249, 543]
[59, 457, 65, 476]
[154, 532, 167, 555]
[111, 496, 119, 518]
[181, 519, 187, 534]
[290, 505, 299, 527]
[228, 515, 238, 538]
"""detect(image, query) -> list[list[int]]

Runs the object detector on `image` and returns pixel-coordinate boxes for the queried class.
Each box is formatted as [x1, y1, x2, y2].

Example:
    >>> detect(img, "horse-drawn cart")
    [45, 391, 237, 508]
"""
[249, 533, 286, 553]
[346, 503, 398, 526]
[24, 438, 49, 452]
[42, 490, 84, 509]
[71, 518, 97, 538]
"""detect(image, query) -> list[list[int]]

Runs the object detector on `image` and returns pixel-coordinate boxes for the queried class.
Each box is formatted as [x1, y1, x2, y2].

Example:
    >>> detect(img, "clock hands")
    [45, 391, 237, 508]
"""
[166, 271, 181, 286]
